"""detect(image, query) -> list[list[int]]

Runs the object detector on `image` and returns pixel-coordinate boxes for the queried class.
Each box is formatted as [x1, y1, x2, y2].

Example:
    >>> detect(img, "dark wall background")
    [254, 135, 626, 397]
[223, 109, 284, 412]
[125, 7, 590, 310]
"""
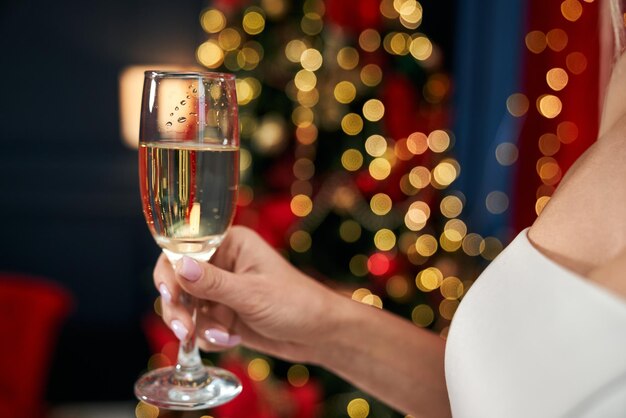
[0, 0, 203, 403]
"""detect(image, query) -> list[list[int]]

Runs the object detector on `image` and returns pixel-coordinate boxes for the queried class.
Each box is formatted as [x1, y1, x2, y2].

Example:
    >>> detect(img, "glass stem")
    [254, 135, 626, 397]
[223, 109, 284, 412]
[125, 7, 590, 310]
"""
[173, 292, 209, 385]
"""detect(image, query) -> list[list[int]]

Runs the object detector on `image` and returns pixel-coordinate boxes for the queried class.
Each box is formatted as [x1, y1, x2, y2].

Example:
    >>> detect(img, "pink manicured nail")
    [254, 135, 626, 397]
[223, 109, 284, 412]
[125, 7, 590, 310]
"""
[158, 283, 172, 304]
[171, 320, 189, 341]
[178, 256, 203, 282]
[205, 328, 241, 347]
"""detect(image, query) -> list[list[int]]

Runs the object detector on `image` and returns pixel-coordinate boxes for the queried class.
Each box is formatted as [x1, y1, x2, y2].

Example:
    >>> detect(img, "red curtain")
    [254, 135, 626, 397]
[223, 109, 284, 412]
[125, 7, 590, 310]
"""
[512, 0, 600, 231]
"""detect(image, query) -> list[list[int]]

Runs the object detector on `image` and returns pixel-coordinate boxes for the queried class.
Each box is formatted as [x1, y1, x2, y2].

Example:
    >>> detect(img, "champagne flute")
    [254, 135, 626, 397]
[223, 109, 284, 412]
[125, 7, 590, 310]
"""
[135, 71, 242, 410]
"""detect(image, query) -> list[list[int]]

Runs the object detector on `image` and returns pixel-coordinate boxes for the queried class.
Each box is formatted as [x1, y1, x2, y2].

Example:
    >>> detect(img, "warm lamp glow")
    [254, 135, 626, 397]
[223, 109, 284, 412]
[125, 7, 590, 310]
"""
[118, 65, 200, 149]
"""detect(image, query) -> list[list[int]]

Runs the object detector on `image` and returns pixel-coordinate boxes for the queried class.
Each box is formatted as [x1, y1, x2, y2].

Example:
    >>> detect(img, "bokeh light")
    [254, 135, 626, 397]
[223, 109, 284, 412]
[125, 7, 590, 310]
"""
[347, 398, 370, 418]
[412, 304, 435, 327]
[248, 357, 271, 381]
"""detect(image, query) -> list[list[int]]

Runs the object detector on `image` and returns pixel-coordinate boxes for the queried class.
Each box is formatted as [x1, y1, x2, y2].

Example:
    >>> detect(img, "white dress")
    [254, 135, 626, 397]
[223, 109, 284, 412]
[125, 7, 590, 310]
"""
[445, 229, 626, 417]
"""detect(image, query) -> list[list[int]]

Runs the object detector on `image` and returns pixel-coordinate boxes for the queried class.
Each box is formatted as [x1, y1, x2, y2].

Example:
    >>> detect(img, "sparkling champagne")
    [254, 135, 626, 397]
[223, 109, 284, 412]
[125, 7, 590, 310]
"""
[139, 141, 239, 262]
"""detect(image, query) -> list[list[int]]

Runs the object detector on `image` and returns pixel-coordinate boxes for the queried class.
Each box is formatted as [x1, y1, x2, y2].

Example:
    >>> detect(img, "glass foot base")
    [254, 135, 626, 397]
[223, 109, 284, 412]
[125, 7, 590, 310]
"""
[134, 366, 242, 410]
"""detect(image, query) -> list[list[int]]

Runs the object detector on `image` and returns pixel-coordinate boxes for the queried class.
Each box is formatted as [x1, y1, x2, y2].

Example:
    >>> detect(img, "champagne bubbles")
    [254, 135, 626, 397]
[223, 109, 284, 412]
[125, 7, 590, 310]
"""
[178, 117, 187, 123]
[165, 122, 173, 127]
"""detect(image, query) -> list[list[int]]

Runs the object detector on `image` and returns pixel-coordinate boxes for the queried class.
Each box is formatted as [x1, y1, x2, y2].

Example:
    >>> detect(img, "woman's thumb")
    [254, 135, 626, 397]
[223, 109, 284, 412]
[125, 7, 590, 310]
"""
[175, 256, 244, 307]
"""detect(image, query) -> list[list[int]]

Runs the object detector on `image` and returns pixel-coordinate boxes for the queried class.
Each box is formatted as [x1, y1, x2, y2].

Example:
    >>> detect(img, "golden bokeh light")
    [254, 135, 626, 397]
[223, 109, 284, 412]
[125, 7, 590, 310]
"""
[359, 28, 382, 52]
[394, 138, 413, 161]
[296, 124, 318, 144]
[262, 0, 288, 19]
[561, 0, 583, 21]
[341, 149, 364, 171]
[297, 88, 319, 107]
[374, 229, 397, 251]
[440, 276, 464, 300]
[290, 194, 313, 217]
[200, 9, 226, 33]
[240, 147, 253, 172]
[415, 234, 438, 256]
[462, 233, 483, 256]
[546, 67, 568, 91]
[400, 2, 423, 29]
[362, 294, 384, 309]
[363, 99, 385, 121]
[417, 267, 443, 292]
[248, 358, 271, 381]
[349, 255, 369, 276]
[480, 237, 503, 260]
[546, 28, 568, 52]
[290, 230, 312, 253]
[369, 158, 392, 180]
[525, 30, 547, 53]
[537, 94, 563, 119]
[536, 184, 555, 199]
[407, 132, 429, 155]
[334, 81, 357, 104]
[409, 35, 433, 60]
[443, 219, 467, 242]
[300, 48, 323, 71]
[135, 402, 159, 418]
[538, 133, 560, 156]
[292, 106, 314, 126]
[285, 39, 308, 63]
[440, 195, 463, 218]
[380, 0, 400, 18]
[412, 304, 435, 327]
[408, 166, 431, 189]
[365, 134, 387, 157]
[557, 121, 578, 143]
[352, 288, 371, 302]
[535, 195, 551, 215]
[287, 364, 310, 387]
[361, 64, 383, 86]
[340, 219, 362, 242]
[243, 10, 266, 35]
[388, 32, 411, 55]
[370, 193, 393, 215]
[427, 130, 451, 153]
[506, 93, 530, 117]
[439, 299, 460, 320]
[387, 275, 410, 299]
[566, 51, 587, 74]
[341, 113, 364, 135]
[197, 40, 224, 69]
[218, 28, 242, 51]
[536, 157, 562, 185]
[485, 191, 509, 214]
[424, 74, 450, 103]
[301, 12, 323, 36]
[293, 158, 315, 180]
[432, 161, 458, 187]
[238, 185, 254, 206]
[337, 47, 360, 70]
[406, 201, 431, 229]
[347, 398, 370, 418]
[294, 69, 317, 92]
[400, 174, 418, 196]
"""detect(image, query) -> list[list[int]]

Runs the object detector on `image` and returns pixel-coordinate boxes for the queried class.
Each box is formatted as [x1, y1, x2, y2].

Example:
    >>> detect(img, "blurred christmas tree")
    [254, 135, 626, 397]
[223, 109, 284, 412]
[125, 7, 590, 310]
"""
[192, 0, 499, 416]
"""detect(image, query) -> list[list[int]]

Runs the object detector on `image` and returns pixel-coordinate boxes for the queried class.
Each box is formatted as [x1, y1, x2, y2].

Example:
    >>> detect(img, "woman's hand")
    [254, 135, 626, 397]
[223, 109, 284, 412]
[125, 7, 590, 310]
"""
[153, 225, 347, 364]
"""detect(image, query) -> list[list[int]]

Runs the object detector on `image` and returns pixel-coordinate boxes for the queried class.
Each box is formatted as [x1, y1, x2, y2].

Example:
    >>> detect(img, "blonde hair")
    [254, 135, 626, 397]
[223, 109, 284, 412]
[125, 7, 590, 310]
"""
[611, 0, 626, 56]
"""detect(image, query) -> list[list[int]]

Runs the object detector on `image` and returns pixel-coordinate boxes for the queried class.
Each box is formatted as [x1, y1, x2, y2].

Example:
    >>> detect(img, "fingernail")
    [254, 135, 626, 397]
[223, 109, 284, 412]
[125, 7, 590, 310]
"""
[205, 328, 241, 347]
[158, 283, 172, 304]
[177, 256, 203, 282]
[171, 320, 189, 341]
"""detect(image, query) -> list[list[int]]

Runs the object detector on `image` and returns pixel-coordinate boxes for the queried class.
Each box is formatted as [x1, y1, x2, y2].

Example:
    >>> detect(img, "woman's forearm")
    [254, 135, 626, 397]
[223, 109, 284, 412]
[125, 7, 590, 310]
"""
[312, 297, 451, 417]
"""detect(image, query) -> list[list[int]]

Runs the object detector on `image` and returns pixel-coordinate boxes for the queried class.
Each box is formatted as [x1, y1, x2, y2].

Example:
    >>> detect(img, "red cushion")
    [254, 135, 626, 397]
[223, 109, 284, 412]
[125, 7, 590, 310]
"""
[0, 273, 72, 418]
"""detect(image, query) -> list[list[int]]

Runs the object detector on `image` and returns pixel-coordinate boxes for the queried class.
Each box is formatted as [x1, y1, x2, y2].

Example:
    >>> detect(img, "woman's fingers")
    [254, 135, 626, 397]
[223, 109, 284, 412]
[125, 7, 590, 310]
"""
[153, 253, 195, 342]
[174, 256, 257, 313]
[195, 301, 241, 351]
